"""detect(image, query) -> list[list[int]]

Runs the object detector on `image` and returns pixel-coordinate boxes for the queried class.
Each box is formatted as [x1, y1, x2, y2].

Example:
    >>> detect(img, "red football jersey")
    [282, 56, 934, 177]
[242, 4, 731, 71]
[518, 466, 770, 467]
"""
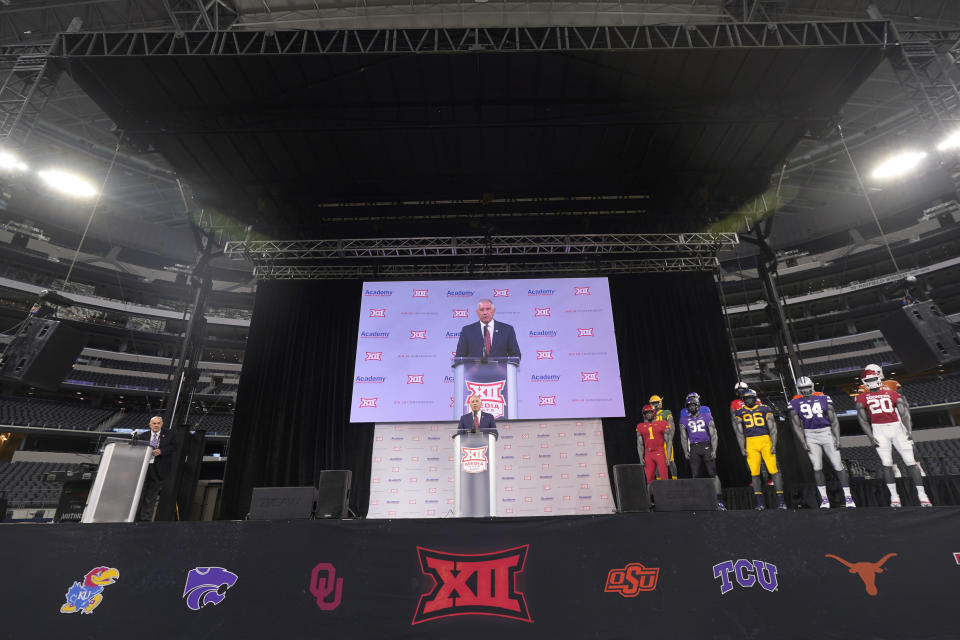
[730, 399, 744, 411]
[856, 388, 901, 425]
[637, 419, 669, 451]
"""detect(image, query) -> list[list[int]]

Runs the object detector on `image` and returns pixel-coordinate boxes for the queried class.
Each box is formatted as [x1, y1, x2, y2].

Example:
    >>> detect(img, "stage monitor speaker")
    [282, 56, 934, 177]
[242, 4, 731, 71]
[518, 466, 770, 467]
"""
[878, 301, 960, 372]
[0, 318, 86, 390]
[315, 470, 351, 519]
[649, 479, 717, 511]
[612, 464, 650, 512]
[247, 487, 315, 521]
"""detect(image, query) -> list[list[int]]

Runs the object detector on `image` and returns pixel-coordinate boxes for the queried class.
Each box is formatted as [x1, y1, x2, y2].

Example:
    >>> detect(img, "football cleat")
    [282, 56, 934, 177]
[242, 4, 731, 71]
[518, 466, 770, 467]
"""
[819, 497, 830, 509]
[754, 504, 766, 511]
[920, 497, 933, 507]
[777, 502, 788, 510]
[890, 497, 902, 508]
[844, 496, 856, 508]
[717, 501, 726, 511]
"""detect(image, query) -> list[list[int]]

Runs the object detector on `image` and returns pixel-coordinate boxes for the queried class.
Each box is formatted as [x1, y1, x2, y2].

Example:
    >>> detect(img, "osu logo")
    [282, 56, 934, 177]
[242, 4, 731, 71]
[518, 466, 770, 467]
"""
[412, 546, 531, 624]
[539, 396, 557, 406]
[359, 397, 378, 408]
[453, 309, 469, 318]
[605, 563, 659, 597]
[713, 560, 778, 594]
[825, 553, 897, 596]
[536, 350, 553, 360]
[407, 374, 424, 384]
[183, 567, 238, 611]
[412, 289, 429, 297]
[534, 308, 551, 317]
[493, 288, 509, 297]
[577, 328, 594, 337]
[574, 286, 591, 295]
[364, 352, 383, 361]
[581, 372, 599, 382]
[369, 308, 386, 317]
[410, 330, 427, 339]
[310, 563, 343, 611]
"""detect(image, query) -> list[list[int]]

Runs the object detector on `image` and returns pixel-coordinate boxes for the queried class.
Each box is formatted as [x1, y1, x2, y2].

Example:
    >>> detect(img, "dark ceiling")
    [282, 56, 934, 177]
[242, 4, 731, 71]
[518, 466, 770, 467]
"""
[55, 26, 886, 238]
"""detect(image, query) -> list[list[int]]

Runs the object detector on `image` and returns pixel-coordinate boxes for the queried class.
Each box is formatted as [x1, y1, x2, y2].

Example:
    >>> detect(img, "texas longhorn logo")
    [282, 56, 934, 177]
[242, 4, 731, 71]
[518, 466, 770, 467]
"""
[412, 545, 531, 624]
[465, 380, 506, 417]
[825, 553, 897, 596]
[183, 567, 239, 611]
[60, 566, 119, 614]
[605, 563, 659, 597]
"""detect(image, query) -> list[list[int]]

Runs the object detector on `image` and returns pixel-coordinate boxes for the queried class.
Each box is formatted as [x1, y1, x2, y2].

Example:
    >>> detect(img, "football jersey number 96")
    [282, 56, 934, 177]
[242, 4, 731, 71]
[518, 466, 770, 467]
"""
[741, 412, 766, 428]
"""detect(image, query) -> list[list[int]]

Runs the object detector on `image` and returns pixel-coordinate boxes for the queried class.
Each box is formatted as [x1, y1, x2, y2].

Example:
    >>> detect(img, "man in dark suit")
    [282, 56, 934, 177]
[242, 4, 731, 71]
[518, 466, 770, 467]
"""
[455, 298, 521, 359]
[136, 415, 178, 521]
[457, 395, 497, 433]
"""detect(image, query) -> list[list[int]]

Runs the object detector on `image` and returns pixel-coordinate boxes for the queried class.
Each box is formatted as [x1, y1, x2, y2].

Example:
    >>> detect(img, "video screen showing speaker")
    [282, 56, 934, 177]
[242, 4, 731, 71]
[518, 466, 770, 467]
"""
[0, 317, 86, 390]
[879, 301, 960, 372]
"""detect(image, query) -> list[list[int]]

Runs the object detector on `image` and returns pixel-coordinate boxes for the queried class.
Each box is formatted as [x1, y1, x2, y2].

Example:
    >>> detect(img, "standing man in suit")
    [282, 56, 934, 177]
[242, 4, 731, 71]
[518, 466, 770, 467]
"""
[455, 298, 521, 360]
[136, 415, 178, 521]
[458, 395, 498, 433]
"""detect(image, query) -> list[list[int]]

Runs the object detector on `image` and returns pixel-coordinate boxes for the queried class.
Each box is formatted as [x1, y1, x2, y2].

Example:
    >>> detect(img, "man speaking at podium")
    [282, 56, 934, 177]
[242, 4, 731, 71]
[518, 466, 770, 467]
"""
[458, 395, 498, 433]
[455, 298, 521, 360]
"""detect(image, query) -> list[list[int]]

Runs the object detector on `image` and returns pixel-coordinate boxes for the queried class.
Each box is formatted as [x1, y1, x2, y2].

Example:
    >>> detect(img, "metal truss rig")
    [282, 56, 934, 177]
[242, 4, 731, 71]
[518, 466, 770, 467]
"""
[52, 20, 890, 57]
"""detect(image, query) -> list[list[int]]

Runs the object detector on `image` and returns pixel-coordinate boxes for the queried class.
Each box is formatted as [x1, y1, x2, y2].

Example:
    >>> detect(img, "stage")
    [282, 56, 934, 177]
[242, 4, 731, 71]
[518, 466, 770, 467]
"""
[8, 507, 958, 640]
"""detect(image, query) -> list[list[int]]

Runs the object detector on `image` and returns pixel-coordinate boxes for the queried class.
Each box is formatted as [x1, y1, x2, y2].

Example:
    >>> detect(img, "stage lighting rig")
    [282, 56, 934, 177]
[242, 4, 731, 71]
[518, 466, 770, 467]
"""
[36, 169, 98, 199]
[870, 150, 927, 180]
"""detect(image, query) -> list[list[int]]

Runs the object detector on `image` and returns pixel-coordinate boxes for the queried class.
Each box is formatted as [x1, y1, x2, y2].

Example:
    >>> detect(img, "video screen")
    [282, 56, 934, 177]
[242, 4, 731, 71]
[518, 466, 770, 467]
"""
[350, 277, 624, 423]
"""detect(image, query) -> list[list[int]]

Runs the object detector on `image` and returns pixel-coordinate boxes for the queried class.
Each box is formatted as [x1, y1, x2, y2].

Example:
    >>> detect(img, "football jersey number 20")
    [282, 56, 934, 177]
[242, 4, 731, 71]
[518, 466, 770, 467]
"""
[866, 395, 895, 415]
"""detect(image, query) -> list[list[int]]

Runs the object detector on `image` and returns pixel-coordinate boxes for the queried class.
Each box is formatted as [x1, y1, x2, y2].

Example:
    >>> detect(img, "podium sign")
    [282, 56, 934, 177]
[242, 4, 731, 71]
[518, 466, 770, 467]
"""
[453, 430, 498, 517]
[452, 356, 519, 419]
[82, 439, 152, 523]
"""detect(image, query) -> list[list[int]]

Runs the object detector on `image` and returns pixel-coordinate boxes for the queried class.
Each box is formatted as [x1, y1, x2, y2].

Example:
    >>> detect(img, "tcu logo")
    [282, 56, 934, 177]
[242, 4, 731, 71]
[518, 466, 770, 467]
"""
[581, 372, 599, 382]
[407, 374, 424, 384]
[369, 309, 386, 317]
[536, 350, 553, 359]
[461, 446, 489, 473]
[359, 397, 378, 408]
[534, 308, 551, 317]
[413, 546, 531, 624]
[309, 563, 343, 611]
[577, 328, 594, 337]
[712, 560, 778, 595]
[465, 380, 506, 417]
[605, 563, 659, 597]
[493, 288, 509, 297]
[539, 396, 557, 406]
[412, 289, 429, 297]
[364, 352, 382, 361]
[574, 286, 591, 296]
[410, 330, 427, 339]
[453, 309, 469, 318]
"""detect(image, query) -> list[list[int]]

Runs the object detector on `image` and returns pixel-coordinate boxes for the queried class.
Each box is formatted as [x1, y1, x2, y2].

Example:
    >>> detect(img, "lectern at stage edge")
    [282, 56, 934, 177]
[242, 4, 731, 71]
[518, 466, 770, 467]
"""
[82, 438, 153, 523]
[452, 356, 519, 420]
[453, 430, 498, 517]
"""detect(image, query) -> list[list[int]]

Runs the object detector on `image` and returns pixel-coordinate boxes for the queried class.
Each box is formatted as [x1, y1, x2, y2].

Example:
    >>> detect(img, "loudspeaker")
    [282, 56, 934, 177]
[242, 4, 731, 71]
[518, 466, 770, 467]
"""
[649, 479, 718, 511]
[315, 470, 351, 519]
[0, 318, 86, 390]
[247, 487, 315, 520]
[612, 464, 650, 512]
[879, 301, 960, 372]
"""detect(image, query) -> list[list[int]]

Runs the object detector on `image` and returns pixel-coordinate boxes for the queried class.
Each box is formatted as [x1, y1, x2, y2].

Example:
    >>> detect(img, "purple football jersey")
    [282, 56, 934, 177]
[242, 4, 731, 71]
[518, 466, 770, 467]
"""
[679, 407, 712, 443]
[789, 394, 833, 430]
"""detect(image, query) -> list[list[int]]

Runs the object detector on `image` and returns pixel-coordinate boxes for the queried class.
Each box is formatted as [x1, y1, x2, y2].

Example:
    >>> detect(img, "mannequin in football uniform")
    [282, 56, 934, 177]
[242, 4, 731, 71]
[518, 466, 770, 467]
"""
[637, 404, 672, 484]
[855, 364, 932, 507]
[787, 376, 855, 508]
[733, 389, 786, 509]
[731, 382, 771, 483]
[679, 392, 724, 509]
[649, 395, 677, 479]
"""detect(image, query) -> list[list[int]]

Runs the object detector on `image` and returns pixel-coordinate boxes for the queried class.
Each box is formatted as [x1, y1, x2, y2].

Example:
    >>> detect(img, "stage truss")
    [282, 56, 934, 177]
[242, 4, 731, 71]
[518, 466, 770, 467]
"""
[224, 233, 739, 279]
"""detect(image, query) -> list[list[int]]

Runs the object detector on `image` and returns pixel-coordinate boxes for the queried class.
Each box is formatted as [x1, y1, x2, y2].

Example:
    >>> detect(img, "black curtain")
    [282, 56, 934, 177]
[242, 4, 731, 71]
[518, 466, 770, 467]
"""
[220, 274, 745, 520]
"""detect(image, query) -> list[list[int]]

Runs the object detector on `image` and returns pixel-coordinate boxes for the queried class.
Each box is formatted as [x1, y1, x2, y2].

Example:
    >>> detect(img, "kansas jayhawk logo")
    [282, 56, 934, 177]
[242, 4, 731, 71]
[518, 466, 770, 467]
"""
[60, 566, 119, 614]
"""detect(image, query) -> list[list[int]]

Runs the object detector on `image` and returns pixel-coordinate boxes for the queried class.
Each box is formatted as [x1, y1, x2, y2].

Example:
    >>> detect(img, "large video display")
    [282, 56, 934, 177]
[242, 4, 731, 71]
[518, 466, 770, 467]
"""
[350, 277, 624, 423]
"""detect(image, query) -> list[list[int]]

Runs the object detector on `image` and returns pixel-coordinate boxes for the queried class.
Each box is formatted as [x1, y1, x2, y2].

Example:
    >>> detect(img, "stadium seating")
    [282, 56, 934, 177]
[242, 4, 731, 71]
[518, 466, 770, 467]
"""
[0, 397, 114, 430]
[0, 461, 85, 508]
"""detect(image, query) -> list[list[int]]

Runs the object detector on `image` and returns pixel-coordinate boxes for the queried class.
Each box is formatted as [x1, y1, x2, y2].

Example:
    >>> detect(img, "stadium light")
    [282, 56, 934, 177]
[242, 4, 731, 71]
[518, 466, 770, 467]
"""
[870, 150, 927, 180]
[0, 150, 28, 172]
[36, 168, 98, 199]
[936, 129, 960, 152]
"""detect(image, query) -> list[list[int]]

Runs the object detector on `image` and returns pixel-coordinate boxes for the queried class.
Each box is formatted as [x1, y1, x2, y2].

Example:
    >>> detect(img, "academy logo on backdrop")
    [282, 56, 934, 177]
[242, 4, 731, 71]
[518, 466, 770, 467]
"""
[412, 545, 531, 624]
[712, 560, 778, 594]
[604, 563, 659, 596]
[825, 553, 897, 596]
[183, 567, 238, 610]
[465, 380, 506, 417]
[60, 566, 119, 615]
[310, 563, 343, 611]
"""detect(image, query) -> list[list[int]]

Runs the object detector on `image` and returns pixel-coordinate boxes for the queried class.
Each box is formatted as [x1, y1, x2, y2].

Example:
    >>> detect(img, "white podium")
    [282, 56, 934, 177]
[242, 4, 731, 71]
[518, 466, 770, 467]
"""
[81, 438, 153, 523]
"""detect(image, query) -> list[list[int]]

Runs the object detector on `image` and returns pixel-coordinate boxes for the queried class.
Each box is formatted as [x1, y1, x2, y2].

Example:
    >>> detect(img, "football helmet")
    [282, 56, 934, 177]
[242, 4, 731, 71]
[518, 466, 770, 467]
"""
[685, 392, 701, 412]
[642, 404, 656, 420]
[796, 376, 815, 397]
[862, 364, 883, 391]
[742, 389, 758, 408]
[648, 395, 663, 411]
[734, 381, 748, 396]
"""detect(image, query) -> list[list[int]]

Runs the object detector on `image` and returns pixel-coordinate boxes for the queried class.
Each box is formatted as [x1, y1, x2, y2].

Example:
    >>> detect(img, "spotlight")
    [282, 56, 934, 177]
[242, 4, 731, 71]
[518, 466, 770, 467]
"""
[870, 151, 927, 180]
[936, 129, 960, 152]
[0, 150, 28, 172]
[37, 169, 98, 198]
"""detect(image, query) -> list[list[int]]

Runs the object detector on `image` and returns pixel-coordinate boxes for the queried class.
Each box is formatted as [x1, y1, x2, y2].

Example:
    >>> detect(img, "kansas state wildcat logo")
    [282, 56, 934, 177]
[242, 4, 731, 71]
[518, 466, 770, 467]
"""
[183, 567, 239, 610]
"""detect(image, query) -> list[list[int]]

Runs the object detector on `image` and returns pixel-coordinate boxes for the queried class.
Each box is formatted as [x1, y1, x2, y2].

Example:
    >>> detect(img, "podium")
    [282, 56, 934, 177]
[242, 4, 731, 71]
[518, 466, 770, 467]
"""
[81, 438, 153, 523]
[453, 430, 498, 517]
[452, 356, 519, 419]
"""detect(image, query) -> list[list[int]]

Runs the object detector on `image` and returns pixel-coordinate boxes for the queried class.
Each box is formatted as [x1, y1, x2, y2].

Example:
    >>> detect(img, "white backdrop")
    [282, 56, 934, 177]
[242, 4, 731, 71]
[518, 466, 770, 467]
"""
[367, 418, 616, 518]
